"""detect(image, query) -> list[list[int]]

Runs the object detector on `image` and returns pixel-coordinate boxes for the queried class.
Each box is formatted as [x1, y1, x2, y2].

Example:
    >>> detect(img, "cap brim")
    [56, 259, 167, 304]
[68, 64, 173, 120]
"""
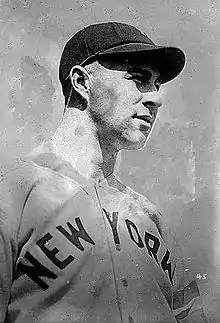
[98, 43, 186, 84]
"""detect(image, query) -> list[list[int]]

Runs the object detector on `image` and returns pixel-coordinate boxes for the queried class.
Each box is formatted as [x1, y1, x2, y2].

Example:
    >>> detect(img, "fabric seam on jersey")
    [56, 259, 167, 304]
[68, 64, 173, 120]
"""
[19, 159, 90, 195]
[0, 163, 35, 269]
[1, 159, 90, 196]
[15, 179, 44, 262]
[94, 184, 124, 323]
[21, 179, 44, 216]
[0, 161, 34, 179]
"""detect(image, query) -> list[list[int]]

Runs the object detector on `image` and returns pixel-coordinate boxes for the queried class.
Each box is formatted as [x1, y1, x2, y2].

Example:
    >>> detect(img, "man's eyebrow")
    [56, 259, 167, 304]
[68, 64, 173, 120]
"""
[127, 67, 153, 75]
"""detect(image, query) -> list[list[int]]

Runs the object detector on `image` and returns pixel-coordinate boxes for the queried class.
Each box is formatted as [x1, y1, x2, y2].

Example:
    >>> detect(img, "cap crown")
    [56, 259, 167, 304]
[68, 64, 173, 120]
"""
[59, 22, 155, 84]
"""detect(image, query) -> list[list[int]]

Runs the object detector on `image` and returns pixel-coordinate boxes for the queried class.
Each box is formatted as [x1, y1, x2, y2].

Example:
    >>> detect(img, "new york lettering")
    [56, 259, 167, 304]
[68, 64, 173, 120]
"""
[125, 219, 174, 285]
[17, 217, 95, 290]
[37, 233, 75, 269]
[125, 219, 144, 248]
[17, 251, 57, 290]
[103, 208, 121, 251]
[17, 211, 174, 290]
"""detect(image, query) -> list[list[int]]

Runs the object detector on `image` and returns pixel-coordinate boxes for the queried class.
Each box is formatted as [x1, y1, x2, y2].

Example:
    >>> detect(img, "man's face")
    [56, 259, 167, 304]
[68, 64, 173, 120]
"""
[87, 55, 162, 151]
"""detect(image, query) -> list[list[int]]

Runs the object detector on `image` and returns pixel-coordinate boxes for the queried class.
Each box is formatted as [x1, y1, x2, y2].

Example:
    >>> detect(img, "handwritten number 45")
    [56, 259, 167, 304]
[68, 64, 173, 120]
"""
[196, 273, 207, 280]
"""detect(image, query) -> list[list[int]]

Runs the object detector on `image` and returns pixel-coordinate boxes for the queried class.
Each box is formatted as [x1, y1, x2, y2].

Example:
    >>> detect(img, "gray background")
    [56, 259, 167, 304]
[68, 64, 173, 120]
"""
[0, 0, 220, 320]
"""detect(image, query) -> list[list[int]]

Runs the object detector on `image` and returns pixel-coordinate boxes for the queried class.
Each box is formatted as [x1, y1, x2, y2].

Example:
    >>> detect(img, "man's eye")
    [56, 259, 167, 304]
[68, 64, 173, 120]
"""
[133, 76, 145, 84]
[125, 73, 161, 91]
[129, 75, 148, 84]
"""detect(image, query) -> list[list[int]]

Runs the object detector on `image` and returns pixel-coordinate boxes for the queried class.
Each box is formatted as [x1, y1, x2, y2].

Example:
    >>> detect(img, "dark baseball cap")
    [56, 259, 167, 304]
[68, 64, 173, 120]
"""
[59, 22, 186, 90]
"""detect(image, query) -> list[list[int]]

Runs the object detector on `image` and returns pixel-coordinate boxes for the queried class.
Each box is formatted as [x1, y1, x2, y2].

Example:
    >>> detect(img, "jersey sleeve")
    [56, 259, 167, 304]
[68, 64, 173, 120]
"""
[173, 280, 207, 322]
[169, 230, 208, 323]
[0, 195, 15, 322]
[0, 161, 34, 322]
[125, 188, 208, 322]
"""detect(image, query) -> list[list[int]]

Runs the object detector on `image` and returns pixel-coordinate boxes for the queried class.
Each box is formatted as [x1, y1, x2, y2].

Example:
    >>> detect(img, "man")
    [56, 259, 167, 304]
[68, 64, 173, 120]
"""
[0, 22, 207, 322]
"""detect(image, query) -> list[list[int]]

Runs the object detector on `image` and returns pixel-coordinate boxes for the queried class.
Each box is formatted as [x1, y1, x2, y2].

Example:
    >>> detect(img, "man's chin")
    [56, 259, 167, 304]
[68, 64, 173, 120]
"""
[123, 133, 148, 150]
[130, 140, 147, 150]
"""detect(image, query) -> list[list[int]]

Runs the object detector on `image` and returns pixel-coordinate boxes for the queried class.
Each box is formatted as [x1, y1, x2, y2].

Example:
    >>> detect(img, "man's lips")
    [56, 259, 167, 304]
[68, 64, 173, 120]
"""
[132, 113, 154, 125]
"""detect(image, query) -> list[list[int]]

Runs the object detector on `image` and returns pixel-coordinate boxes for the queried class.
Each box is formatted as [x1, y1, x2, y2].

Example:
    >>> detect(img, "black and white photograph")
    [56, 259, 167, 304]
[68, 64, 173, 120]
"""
[0, 0, 219, 322]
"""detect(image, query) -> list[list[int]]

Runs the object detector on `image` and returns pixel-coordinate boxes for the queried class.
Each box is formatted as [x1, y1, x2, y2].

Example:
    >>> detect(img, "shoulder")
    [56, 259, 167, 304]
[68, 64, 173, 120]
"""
[0, 158, 39, 217]
[0, 153, 88, 196]
[0, 156, 89, 238]
[115, 179, 166, 239]
[0, 158, 46, 248]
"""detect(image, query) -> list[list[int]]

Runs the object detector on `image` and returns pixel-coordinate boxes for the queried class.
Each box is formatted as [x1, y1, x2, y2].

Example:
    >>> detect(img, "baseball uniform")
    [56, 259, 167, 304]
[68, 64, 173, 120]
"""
[0, 153, 207, 323]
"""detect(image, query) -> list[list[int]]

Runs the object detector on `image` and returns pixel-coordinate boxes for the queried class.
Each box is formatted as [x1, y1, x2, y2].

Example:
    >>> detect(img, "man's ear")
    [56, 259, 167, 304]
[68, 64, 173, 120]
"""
[69, 65, 91, 105]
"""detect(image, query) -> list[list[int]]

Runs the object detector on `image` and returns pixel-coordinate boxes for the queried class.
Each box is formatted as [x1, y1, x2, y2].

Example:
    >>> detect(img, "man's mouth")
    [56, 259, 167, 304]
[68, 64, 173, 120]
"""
[132, 113, 154, 125]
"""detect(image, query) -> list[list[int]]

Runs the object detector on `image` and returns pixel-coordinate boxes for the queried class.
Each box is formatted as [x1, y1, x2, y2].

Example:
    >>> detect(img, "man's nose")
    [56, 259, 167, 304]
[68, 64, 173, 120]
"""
[142, 91, 162, 114]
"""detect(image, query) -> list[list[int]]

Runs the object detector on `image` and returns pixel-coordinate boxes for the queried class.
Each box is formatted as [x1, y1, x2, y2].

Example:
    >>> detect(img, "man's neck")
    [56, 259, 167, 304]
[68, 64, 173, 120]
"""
[49, 109, 118, 182]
